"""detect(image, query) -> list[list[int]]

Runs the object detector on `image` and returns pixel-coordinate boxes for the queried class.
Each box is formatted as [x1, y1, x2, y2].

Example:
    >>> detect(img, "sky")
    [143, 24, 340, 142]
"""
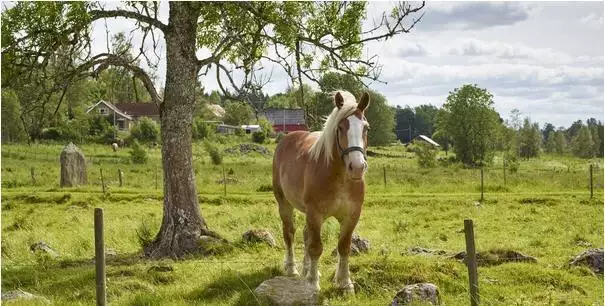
[74, 2, 605, 128]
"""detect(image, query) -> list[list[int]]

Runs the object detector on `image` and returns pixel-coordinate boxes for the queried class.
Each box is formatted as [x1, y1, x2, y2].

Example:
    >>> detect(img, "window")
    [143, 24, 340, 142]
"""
[117, 119, 125, 130]
[99, 107, 106, 114]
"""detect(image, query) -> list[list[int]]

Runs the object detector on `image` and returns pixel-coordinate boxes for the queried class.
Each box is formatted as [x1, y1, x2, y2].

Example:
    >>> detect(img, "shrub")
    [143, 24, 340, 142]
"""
[130, 140, 148, 164]
[235, 128, 245, 137]
[257, 117, 274, 137]
[504, 151, 519, 174]
[252, 131, 266, 144]
[275, 132, 285, 144]
[413, 141, 437, 168]
[193, 119, 214, 140]
[130, 117, 160, 143]
[204, 141, 222, 165]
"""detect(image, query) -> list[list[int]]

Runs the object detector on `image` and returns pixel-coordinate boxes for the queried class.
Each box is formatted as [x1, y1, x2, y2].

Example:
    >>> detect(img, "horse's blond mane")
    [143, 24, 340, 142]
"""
[308, 90, 358, 164]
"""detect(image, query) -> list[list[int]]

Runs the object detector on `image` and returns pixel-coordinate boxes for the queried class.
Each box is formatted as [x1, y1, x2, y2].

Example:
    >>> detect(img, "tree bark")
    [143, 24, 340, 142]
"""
[144, 2, 219, 258]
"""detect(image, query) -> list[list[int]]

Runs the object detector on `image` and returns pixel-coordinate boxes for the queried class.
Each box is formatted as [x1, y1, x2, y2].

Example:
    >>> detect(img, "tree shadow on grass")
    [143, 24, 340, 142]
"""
[184, 265, 283, 306]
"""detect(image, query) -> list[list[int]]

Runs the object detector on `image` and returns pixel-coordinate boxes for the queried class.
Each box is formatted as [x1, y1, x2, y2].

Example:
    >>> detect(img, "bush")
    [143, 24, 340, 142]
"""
[275, 132, 285, 144]
[413, 141, 437, 168]
[257, 117, 274, 137]
[235, 128, 245, 137]
[204, 141, 222, 165]
[193, 119, 214, 140]
[130, 140, 148, 164]
[130, 117, 160, 143]
[504, 151, 519, 174]
[252, 131, 266, 144]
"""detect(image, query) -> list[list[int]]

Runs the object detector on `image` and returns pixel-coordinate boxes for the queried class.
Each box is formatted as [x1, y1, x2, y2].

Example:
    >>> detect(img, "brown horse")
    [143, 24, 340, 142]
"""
[272, 90, 370, 293]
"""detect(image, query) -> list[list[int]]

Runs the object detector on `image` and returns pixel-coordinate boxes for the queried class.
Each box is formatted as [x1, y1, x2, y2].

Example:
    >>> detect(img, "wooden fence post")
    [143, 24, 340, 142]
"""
[223, 164, 227, 197]
[94, 208, 106, 306]
[118, 169, 123, 187]
[155, 164, 158, 190]
[383, 166, 387, 187]
[464, 219, 479, 306]
[502, 158, 506, 186]
[590, 164, 594, 199]
[480, 167, 484, 202]
[30, 167, 36, 185]
[100, 168, 106, 194]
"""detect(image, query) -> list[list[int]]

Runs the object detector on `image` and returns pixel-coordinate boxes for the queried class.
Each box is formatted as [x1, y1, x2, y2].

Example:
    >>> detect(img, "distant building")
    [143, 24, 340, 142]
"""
[86, 100, 160, 131]
[415, 135, 440, 147]
[263, 108, 308, 133]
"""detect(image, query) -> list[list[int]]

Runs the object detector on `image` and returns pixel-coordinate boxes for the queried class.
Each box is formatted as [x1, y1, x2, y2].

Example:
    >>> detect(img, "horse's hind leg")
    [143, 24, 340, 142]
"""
[277, 194, 299, 276]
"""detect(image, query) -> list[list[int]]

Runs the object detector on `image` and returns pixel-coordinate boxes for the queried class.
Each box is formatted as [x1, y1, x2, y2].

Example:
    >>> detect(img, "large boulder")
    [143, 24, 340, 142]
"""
[569, 248, 603, 274]
[2, 289, 50, 304]
[391, 283, 440, 305]
[254, 276, 319, 306]
[60, 142, 87, 187]
[242, 229, 277, 247]
[30, 241, 59, 258]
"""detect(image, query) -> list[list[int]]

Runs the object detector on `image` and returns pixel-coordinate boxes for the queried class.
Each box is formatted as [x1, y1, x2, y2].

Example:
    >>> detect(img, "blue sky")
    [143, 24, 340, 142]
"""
[82, 2, 605, 127]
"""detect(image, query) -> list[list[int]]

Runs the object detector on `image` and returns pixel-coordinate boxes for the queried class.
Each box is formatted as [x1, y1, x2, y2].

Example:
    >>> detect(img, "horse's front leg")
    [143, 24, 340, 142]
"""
[305, 212, 323, 291]
[335, 211, 360, 294]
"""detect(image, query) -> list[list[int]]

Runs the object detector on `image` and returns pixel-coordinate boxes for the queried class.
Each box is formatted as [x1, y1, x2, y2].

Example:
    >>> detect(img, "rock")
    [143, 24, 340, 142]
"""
[569, 248, 603, 274]
[450, 249, 537, 266]
[60, 142, 87, 187]
[2, 289, 50, 304]
[391, 283, 440, 305]
[30, 241, 59, 258]
[332, 233, 370, 256]
[409, 247, 447, 256]
[254, 276, 319, 306]
[242, 229, 277, 247]
[106, 249, 117, 257]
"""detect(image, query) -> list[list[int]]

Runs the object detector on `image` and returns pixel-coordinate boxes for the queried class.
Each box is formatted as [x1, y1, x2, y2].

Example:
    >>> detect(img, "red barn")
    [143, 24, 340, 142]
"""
[263, 108, 308, 133]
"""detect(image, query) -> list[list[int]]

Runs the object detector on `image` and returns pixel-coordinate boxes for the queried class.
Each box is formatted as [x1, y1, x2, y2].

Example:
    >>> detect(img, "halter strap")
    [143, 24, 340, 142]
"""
[336, 128, 366, 162]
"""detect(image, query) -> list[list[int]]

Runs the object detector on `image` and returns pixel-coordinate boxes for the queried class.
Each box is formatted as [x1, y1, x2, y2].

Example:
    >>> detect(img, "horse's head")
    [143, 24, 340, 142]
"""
[334, 91, 370, 181]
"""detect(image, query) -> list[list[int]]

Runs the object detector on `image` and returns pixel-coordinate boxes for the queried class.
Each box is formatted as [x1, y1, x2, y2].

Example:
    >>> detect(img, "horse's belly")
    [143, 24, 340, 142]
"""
[280, 170, 307, 213]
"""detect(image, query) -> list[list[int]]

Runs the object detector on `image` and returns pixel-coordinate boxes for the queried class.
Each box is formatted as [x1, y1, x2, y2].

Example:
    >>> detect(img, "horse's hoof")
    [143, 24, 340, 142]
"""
[285, 265, 300, 277]
[338, 283, 355, 295]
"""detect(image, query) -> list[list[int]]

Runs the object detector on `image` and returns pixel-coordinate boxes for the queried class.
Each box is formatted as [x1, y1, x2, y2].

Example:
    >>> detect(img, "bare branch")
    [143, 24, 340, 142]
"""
[89, 9, 168, 32]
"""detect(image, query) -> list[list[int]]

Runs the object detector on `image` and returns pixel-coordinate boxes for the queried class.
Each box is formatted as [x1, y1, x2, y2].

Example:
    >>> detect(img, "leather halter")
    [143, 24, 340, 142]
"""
[336, 127, 367, 162]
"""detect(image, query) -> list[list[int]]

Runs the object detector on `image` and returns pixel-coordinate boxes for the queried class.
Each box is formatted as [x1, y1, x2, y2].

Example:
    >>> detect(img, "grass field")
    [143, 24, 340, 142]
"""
[1, 141, 603, 305]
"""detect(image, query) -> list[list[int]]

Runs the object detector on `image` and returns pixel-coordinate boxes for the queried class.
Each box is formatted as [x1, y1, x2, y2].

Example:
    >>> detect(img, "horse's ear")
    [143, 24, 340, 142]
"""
[358, 92, 370, 112]
[334, 92, 344, 109]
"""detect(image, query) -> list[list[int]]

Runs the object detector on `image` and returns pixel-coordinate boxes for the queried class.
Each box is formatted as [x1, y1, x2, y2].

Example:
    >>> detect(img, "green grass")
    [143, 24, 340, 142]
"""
[1, 141, 603, 305]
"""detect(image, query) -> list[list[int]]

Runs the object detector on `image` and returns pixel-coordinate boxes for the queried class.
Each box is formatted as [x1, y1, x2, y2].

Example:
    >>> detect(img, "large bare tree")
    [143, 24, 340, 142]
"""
[2, 1, 425, 258]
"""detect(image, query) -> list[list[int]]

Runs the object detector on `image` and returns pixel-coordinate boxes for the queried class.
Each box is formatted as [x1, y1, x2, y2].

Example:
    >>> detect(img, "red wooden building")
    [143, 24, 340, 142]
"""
[263, 108, 308, 133]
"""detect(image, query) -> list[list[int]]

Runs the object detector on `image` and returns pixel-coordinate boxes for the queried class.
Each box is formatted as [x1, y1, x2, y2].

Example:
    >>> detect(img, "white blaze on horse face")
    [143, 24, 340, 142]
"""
[346, 115, 367, 178]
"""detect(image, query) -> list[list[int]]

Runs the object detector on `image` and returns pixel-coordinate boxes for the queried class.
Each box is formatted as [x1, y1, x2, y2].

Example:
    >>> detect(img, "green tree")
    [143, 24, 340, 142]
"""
[365, 90, 396, 146]
[572, 125, 595, 158]
[413, 104, 438, 137]
[223, 101, 254, 126]
[130, 117, 160, 143]
[436, 84, 500, 166]
[1, 89, 27, 142]
[554, 131, 567, 154]
[518, 118, 541, 159]
[545, 130, 556, 154]
[3, 1, 425, 258]
[394, 105, 415, 143]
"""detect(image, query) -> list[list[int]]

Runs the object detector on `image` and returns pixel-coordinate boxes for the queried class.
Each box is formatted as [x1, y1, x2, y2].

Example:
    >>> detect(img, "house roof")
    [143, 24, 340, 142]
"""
[86, 100, 133, 120]
[114, 103, 159, 117]
[417, 135, 440, 147]
[263, 108, 306, 125]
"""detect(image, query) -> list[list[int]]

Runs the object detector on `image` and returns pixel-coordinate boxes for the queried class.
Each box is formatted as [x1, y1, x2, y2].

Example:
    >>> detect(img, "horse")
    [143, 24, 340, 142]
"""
[111, 142, 119, 152]
[272, 90, 370, 294]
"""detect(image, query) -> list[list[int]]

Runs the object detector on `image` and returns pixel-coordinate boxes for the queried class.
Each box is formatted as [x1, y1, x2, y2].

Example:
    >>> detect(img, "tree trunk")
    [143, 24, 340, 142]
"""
[144, 2, 219, 258]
